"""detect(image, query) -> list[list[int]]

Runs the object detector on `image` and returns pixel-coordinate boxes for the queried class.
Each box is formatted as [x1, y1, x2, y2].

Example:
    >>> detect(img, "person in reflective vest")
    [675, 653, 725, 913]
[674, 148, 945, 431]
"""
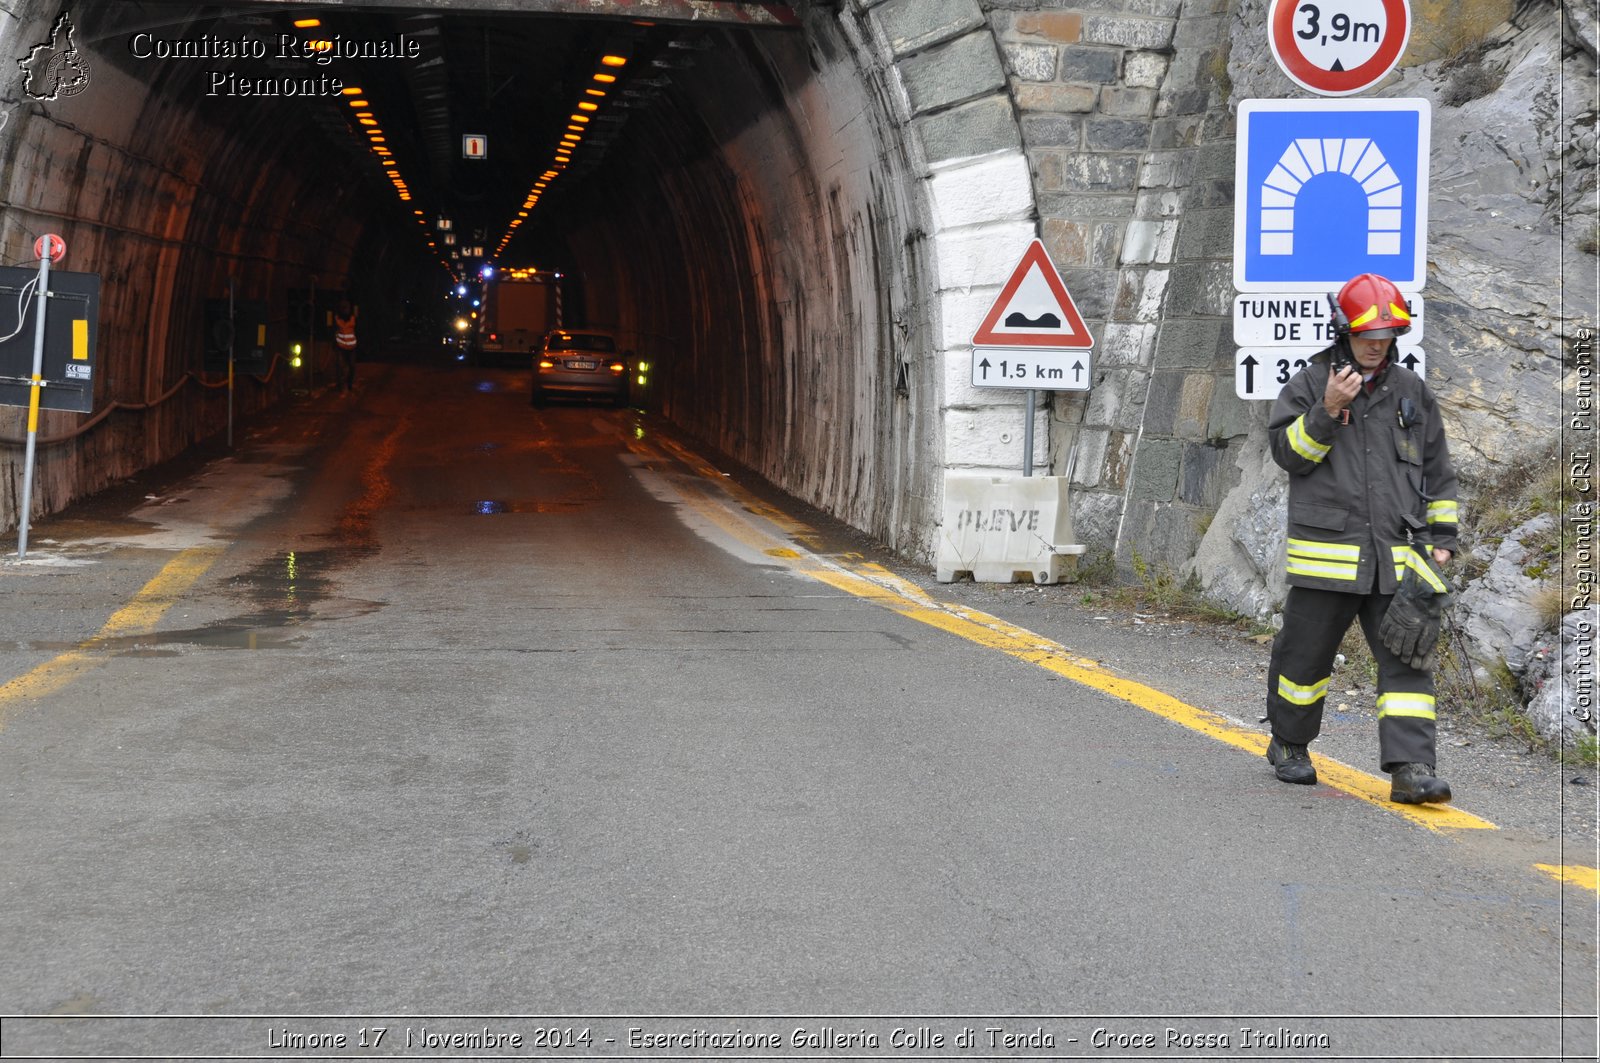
[1263, 273, 1460, 805]
[333, 298, 359, 393]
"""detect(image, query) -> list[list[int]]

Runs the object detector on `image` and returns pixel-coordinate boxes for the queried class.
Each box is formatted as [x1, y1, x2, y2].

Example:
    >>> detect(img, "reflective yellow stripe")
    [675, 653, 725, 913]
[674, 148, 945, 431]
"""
[1377, 692, 1437, 720]
[1278, 674, 1330, 706]
[1289, 538, 1360, 561]
[1349, 303, 1380, 329]
[1392, 548, 1447, 592]
[1287, 558, 1360, 580]
[26, 374, 41, 433]
[1389, 301, 1411, 324]
[1286, 414, 1330, 463]
[1288, 538, 1359, 581]
[1427, 500, 1458, 524]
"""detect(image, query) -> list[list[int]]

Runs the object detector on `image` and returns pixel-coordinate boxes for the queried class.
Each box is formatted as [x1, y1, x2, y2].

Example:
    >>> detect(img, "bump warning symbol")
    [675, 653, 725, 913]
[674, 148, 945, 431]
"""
[971, 240, 1094, 350]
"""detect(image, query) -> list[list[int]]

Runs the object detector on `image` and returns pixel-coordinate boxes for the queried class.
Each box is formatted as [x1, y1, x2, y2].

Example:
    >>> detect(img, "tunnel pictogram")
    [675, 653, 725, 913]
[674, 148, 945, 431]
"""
[1258, 136, 1404, 257]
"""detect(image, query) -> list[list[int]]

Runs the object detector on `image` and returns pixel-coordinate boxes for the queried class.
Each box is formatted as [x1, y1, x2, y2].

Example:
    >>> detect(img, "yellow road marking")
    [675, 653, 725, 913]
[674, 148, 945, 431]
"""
[813, 559, 1497, 834]
[1535, 864, 1600, 893]
[0, 545, 225, 732]
[635, 432, 1497, 834]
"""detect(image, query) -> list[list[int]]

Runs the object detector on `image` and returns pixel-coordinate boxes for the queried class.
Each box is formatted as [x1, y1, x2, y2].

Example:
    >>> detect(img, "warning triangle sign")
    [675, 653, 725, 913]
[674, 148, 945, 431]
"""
[971, 239, 1094, 349]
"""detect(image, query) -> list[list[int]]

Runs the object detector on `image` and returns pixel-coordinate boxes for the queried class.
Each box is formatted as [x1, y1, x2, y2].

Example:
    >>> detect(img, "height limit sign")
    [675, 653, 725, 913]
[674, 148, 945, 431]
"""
[1268, 0, 1411, 96]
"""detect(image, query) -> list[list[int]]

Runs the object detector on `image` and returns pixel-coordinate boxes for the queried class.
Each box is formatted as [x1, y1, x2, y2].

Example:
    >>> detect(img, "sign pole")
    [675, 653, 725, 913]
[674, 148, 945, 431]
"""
[1023, 389, 1036, 477]
[308, 276, 317, 392]
[16, 244, 53, 558]
[227, 276, 235, 449]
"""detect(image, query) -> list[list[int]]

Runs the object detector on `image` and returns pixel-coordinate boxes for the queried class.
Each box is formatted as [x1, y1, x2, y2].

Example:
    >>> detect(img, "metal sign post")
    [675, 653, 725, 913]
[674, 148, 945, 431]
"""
[227, 276, 235, 449]
[17, 235, 62, 558]
[306, 278, 315, 391]
[1023, 389, 1036, 477]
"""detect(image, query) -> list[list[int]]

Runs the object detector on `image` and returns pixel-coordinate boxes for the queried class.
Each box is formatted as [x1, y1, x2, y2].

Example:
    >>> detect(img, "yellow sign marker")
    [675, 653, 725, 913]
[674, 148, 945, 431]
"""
[71, 319, 87, 360]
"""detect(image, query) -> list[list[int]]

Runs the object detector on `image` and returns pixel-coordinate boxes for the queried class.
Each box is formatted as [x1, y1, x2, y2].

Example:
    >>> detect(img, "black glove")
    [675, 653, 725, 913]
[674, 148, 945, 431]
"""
[1379, 547, 1450, 671]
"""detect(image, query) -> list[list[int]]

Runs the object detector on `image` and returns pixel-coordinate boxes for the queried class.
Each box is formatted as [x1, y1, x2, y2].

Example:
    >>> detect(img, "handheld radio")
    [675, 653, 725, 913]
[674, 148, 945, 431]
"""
[1326, 292, 1354, 375]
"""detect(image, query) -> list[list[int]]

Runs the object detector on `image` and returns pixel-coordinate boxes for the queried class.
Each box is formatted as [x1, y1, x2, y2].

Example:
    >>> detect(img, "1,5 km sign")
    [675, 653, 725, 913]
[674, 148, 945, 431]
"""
[1268, 0, 1411, 96]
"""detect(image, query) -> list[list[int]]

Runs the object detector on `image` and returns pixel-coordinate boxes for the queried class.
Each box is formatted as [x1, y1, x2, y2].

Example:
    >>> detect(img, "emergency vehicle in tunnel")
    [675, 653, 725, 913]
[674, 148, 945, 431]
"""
[478, 268, 562, 366]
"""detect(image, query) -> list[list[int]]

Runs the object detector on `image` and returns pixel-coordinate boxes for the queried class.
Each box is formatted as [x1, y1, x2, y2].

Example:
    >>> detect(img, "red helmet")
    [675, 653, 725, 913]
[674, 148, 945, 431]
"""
[1335, 273, 1411, 339]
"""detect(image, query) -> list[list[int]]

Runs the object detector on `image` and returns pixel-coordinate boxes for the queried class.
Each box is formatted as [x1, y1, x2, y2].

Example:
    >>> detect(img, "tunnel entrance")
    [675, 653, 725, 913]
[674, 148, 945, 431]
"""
[2, 0, 1040, 564]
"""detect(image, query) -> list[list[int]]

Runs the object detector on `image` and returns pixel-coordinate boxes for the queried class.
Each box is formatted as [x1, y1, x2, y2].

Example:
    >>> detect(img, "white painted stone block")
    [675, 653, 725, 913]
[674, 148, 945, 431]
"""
[937, 287, 1002, 349]
[943, 404, 1049, 469]
[1121, 219, 1179, 265]
[1098, 322, 1159, 366]
[933, 221, 1039, 292]
[1133, 268, 1171, 319]
[926, 152, 1034, 230]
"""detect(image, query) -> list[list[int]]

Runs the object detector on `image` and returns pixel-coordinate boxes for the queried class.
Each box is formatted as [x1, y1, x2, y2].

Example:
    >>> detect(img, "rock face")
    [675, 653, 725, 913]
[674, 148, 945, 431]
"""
[1524, 608, 1600, 741]
[1189, 434, 1286, 621]
[1387, 5, 1594, 474]
[1455, 515, 1559, 676]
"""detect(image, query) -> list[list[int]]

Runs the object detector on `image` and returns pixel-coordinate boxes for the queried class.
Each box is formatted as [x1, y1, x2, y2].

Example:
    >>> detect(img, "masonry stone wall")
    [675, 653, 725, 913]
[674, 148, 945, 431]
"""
[990, 0, 1243, 575]
[847, 0, 1249, 574]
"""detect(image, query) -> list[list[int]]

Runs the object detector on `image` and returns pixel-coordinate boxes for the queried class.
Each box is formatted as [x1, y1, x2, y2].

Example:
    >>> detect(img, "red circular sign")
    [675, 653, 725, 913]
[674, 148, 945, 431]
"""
[1268, 0, 1411, 96]
[33, 233, 65, 263]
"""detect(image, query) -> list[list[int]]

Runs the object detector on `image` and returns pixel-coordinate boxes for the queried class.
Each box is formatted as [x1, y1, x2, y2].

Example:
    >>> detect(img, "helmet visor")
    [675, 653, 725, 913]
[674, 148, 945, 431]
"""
[1353, 324, 1409, 339]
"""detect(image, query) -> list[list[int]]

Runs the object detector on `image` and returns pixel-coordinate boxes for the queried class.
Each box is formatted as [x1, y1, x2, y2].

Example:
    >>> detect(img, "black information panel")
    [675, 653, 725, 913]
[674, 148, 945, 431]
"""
[203, 299, 270, 373]
[0, 265, 100, 414]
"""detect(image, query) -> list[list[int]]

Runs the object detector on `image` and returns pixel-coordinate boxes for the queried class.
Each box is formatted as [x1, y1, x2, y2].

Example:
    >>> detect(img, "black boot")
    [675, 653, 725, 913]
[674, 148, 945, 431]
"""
[1390, 763, 1451, 804]
[1266, 737, 1317, 785]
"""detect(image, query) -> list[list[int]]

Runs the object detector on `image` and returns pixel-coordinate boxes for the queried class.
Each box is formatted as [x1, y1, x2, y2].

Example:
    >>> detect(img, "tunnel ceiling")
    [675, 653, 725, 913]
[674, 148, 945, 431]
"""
[81, 0, 803, 273]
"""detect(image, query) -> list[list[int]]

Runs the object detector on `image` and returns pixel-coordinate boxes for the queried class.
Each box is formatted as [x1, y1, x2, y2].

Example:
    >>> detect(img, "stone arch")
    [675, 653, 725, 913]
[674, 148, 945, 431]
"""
[843, 3, 1043, 485]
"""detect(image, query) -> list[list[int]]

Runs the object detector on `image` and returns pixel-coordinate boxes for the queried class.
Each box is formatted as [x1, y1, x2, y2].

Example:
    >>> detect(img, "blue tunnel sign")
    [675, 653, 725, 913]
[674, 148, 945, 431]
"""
[1233, 98, 1430, 291]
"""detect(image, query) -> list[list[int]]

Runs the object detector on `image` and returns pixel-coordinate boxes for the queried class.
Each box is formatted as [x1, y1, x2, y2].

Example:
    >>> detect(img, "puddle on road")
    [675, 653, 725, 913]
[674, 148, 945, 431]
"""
[31, 625, 307, 655]
[222, 546, 384, 625]
[469, 498, 590, 514]
[19, 547, 386, 655]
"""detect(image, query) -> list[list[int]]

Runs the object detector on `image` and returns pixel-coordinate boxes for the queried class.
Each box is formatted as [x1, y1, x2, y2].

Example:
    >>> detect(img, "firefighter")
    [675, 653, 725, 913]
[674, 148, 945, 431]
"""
[333, 298, 359, 393]
[1264, 272, 1459, 804]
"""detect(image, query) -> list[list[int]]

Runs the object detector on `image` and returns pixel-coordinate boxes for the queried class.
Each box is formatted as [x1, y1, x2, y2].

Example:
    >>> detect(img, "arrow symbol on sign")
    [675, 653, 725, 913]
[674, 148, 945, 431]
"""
[1073, 360, 1084, 383]
[978, 357, 992, 379]
[1400, 352, 1419, 372]
[1242, 354, 1259, 394]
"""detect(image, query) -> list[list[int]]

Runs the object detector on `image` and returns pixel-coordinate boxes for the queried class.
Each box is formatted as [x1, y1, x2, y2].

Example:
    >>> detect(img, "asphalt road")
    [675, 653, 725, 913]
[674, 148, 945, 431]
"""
[0, 358, 1594, 1062]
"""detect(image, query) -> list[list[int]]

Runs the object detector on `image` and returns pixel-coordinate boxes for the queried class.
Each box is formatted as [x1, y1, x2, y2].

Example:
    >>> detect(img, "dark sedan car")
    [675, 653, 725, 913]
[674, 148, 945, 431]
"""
[530, 328, 628, 407]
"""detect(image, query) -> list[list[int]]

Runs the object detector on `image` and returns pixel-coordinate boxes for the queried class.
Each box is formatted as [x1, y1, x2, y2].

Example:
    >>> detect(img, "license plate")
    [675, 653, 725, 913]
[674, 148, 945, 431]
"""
[566, 359, 597, 370]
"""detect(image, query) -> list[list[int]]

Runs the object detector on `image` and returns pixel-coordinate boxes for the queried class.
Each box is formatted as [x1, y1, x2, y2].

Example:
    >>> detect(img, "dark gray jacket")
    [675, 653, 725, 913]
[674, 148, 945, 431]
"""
[1268, 347, 1459, 595]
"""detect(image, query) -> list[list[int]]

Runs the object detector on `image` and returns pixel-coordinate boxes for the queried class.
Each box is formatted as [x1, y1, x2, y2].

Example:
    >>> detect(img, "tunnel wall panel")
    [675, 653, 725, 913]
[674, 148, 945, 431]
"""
[0, 0, 392, 533]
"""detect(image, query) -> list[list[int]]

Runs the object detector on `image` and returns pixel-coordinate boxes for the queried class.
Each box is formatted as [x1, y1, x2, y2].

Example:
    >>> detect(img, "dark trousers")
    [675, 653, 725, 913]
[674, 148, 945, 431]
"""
[335, 345, 357, 390]
[1268, 586, 1438, 772]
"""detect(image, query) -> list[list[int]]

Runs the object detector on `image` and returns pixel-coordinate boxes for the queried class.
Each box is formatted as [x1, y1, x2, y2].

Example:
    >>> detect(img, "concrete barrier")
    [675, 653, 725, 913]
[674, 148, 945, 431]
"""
[936, 473, 1086, 584]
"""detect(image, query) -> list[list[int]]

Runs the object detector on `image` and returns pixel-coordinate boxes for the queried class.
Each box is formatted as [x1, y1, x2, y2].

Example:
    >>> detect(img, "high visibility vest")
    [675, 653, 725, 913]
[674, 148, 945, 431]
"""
[334, 313, 357, 349]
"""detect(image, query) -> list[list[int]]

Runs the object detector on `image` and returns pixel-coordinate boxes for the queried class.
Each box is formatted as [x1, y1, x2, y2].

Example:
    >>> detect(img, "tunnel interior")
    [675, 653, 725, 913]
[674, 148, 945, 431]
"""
[0, 0, 946, 558]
